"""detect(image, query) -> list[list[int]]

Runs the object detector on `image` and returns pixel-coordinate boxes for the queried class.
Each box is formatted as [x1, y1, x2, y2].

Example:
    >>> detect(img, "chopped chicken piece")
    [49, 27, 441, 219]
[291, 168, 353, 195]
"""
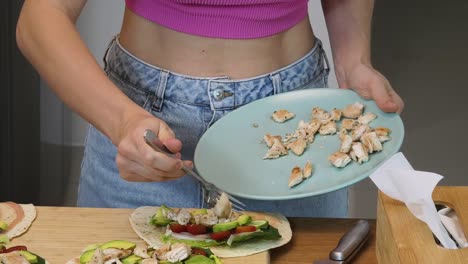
[287, 138, 307, 156]
[263, 138, 287, 159]
[303, 161, 313, 178]
[340, 134, 353, 153]
[272, 109, 295, 123]
[319, 121, 337, 135]
[164, 243, 191, 263]
[349, 150, 357, 162]
[154, 244, 171, 261]
[263, 134, 282, 148]
[342, 119, 359, 130]
[343, 102, 365, 119]
[141, 255, 158, 264]
[0, 252, 30, 264]
[176, 208, 191, 225]
[89, 248, 104, 264]
[134, 243, 151, 259]
[308, 118, 322, 135]
[379, 135, 392, 143]
[199, 212, 218, 226]
[166, 210, 178, 222]
[288, 166, 304, 188]
[102, 249, 132, 261]
[358, 112, 377, 125]
[360, 132, 383, 153]
[104, 259, 123, 264]
[328, 152, 352, 168]
[331, 108, 342, 121]
[213, 192, 232, 218]
[352, 142, 369, 164]
[338, 127, 348, 141]
[312, 107, 331, 122]
[351, 124, 370, 141]
[374, 127, 392, 137]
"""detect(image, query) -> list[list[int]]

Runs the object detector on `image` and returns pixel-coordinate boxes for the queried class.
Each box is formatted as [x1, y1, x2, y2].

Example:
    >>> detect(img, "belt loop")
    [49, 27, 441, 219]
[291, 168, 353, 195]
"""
[102, 34, 118, 71]
[269, 73, 282, 94]
[153, 71, 169, 110]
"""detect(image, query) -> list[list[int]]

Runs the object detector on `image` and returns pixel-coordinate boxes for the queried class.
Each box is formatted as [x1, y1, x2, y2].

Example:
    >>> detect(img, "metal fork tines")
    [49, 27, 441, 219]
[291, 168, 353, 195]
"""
[143, 129, 246, 211]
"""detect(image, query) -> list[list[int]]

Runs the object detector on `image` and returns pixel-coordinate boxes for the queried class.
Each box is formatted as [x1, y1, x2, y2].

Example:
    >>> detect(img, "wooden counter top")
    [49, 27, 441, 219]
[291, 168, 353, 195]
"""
[10, 207, 376, 264]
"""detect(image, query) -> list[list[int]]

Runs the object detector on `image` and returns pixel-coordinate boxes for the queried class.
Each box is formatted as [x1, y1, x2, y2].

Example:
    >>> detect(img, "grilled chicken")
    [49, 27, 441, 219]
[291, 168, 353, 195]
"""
[88, 248, 104, 264]
[164, 243, 191, 263]
[374, 127, 391, 137]
[340, 134, 353, 153]
[213, 192, 232, 219]
[358, 112, 377, 125]
[134, 243, 151, 259]
[352, 142, 369, 164]
[342, 118, 359, 131]
[287, 138, 307, 156]
[102, 249, 132, 261]
[199, 212, 218, 226]
[303, 161, 313, 178]
[176, 209, 191, 225]
[343, 102, 365, 119]
[331, 108, 342, 121]
[379, 135, 392, 143]
[351, 124, 370, 141]
[0, 252, 30, 264]
[104, 259, 123, 264]
[288, 166, 304, 188]
[263, 134, 282, 148]
[319, 121, 337, 135]
[272, 109, 295, 123]
[312, 107, 331, 123]
[154, 244, 171, 261]
[360, 132, 383, 153]
[328, 152, 352, 168]
[263, 138, 288, 159]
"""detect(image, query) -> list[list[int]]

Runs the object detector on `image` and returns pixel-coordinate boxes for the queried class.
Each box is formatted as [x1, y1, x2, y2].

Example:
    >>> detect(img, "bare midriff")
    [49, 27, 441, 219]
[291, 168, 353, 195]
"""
[119, 8, 316, 80]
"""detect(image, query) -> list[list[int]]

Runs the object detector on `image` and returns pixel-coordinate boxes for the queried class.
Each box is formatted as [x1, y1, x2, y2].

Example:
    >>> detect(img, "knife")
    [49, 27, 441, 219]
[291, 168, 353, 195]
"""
[314, 220, 370, 264]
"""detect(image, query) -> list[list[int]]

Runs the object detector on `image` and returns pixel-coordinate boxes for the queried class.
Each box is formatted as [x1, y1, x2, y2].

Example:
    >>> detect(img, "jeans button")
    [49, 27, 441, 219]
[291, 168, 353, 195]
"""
[213, 88, 224, 101]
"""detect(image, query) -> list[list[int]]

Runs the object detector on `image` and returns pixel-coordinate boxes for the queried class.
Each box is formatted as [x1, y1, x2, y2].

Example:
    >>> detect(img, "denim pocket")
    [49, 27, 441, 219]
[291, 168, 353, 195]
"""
[106, 69, 153, 111]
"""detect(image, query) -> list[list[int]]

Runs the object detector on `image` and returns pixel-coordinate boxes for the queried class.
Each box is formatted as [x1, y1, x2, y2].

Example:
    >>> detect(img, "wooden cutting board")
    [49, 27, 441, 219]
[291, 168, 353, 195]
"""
[10, 207, 269, 264]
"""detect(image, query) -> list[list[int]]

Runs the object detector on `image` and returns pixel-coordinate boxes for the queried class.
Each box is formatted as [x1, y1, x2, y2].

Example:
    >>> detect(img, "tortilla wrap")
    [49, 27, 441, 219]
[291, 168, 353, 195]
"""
[129, 206, 292, 258]
[0, 203, 37, 239]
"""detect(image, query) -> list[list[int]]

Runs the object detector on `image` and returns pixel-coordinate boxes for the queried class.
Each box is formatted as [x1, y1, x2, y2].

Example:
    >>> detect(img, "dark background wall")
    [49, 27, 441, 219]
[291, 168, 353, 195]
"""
[0, 0, 40, 203]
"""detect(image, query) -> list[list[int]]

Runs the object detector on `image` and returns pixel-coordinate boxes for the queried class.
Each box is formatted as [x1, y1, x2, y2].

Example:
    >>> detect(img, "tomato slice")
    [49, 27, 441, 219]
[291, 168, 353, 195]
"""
[210, 230, 232, 241]
[191, 248, 207, 256]
[186, 224, 208, 235]
[1, 245, 28, 253]
[235, 226, 257, 234]
[169, 223, 187, 233]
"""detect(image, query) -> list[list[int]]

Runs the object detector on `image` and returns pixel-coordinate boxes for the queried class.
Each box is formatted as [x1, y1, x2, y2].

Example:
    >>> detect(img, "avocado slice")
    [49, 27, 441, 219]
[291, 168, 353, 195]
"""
[79, 249, 96, 264]
[191, 208, 208, 217]
[249, 220, 268, 229]
[18, 251, 38, 264]
[121, 254, 142, 264]
[100, 240, 136, 250]
[0, 221, 8, 231]
[184, 255, 215, 264]
[150, 205, 173, 226]
[237, 215, 252, 225]
[212, 221, 238, 233]
[0, 234, 9, 244]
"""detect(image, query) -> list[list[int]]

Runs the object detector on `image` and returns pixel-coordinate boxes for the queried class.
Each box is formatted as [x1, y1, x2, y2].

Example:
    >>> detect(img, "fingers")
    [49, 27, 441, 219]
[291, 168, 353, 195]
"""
[115, 115, 192, 182]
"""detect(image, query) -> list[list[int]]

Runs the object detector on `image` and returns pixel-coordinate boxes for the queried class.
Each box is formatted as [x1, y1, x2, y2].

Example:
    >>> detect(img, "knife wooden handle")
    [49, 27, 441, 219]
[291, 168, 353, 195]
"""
[329, 220, 370, 261]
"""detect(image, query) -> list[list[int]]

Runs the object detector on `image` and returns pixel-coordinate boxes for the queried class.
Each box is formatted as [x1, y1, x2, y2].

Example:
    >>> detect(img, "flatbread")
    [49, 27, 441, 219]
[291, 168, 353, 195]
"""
[7, 204, 37, 239]
[129, 206, 292, 258]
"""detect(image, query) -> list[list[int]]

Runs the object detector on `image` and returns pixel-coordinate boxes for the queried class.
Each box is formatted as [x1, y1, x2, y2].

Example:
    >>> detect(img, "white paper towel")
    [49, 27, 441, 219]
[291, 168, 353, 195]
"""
[369, 152, 457, 249]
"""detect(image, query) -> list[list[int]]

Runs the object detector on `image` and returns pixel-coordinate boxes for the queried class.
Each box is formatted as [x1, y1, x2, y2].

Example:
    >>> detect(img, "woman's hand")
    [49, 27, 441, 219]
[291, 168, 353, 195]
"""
[115, 112, 192, 182]
[336, 63, 404, 113]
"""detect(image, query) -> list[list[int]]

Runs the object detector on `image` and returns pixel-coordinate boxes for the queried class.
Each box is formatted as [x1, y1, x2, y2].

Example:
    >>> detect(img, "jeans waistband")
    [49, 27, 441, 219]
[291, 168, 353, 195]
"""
[103, 36, 329, 110]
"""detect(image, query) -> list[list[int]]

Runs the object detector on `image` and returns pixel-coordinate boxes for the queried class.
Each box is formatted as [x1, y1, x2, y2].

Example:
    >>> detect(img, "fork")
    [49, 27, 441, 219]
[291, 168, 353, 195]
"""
[143, 129, 246, 212]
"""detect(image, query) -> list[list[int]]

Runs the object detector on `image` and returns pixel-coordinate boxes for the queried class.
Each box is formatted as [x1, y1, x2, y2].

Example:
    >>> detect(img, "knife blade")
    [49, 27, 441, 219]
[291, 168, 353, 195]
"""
[314, 220, 370, 264]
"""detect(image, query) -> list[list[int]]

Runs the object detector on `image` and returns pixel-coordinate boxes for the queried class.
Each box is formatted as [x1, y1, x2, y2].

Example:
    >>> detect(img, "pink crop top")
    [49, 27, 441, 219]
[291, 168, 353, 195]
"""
[125, 0, 308, 39]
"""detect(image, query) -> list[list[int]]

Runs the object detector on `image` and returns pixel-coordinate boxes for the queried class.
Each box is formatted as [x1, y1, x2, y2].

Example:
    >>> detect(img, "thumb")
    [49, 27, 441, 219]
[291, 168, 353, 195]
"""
[369, 78, 399, 113]
[157, 122, 182, 154]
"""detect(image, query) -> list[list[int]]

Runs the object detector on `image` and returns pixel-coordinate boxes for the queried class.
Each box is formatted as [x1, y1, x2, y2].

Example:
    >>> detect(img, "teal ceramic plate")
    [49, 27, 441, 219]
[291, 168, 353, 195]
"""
[194, 88, 404, 200]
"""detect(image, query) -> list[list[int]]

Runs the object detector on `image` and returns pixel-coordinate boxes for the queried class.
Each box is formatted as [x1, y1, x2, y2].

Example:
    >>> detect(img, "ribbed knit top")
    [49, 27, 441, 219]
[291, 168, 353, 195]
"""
[125, 0, 308, 39]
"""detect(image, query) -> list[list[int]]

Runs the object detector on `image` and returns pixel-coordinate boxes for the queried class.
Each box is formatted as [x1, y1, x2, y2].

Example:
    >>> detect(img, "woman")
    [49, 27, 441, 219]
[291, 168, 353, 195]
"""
[16, 0, 403, 217]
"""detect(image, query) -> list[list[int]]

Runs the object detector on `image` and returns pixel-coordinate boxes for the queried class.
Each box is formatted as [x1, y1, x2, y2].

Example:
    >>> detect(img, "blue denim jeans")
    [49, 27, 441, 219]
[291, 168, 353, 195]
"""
[77, 36, 348, 217]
